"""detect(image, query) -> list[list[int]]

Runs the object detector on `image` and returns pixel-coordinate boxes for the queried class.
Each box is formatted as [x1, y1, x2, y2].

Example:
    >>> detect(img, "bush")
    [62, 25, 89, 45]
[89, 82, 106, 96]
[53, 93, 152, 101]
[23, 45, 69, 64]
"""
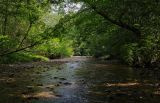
[35, 38, 74, 59]
[0, 52, 49, 64]
[120, 36, 160, 67]
[120, 43, 137, 65]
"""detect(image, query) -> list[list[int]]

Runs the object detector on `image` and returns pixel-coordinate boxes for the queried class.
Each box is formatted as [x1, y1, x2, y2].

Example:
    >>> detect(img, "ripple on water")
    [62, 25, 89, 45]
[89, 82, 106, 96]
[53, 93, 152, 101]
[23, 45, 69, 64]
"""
[0, 57, 160, 103]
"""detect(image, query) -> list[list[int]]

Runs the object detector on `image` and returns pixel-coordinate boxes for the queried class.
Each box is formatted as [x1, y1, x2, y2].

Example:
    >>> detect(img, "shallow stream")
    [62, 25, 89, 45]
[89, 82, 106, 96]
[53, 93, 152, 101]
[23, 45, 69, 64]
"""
[0, 57, 160, 103]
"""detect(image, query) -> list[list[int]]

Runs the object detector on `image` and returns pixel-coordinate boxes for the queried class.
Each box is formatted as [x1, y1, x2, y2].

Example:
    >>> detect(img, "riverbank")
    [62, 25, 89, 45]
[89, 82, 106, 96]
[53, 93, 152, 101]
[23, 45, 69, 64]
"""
[0, 56, 92, 68]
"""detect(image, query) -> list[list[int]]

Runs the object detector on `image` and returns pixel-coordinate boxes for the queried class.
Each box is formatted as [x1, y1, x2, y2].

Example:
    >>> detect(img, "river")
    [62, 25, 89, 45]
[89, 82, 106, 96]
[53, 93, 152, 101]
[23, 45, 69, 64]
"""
[0, 56, 160, 103]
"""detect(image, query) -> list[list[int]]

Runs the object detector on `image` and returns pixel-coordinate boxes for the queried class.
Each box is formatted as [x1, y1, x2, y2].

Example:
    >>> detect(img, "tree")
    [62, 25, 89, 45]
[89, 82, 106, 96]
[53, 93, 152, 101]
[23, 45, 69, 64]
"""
[0, 0, 50, 56]
[51, 0, 160, 67]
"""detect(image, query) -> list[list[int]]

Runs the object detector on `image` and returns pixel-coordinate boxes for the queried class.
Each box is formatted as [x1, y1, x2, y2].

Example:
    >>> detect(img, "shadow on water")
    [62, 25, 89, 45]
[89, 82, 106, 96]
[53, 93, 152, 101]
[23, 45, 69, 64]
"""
[0, 57, 160, 103]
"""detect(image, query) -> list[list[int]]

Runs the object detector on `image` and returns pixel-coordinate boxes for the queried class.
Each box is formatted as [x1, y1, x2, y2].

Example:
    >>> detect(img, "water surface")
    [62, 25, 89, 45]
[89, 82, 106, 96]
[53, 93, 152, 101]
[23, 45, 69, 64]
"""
[0, 57, 160, 103]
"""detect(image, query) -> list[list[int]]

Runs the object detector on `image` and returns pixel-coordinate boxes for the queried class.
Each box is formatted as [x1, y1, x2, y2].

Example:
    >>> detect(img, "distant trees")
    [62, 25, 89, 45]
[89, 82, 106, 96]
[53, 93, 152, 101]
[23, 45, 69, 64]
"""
[0, 0, 160, 67]
[52, 0, 160, 67]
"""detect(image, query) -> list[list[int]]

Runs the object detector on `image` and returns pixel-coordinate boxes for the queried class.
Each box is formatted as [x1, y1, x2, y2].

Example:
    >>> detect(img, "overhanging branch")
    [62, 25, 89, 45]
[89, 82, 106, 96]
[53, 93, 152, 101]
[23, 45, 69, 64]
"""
[86, 2, 141, 37]
[0, 41, 41, 57]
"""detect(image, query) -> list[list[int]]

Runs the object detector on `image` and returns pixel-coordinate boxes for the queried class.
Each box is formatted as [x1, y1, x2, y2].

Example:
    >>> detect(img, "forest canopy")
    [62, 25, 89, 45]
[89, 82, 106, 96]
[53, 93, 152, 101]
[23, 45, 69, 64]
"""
[0, 0, 160, 67]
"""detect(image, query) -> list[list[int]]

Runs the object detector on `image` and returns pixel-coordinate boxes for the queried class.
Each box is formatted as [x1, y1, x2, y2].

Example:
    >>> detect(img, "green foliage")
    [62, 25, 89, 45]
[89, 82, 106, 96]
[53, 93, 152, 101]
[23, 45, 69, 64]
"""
[120, 36, 160, 66]
[0, 0, 160, 68]
[53, 0, 160, 67]
[0, 0, 51, 52]
[35, 38, 74, 59]
[0, 35, 18, 54]
[0, 0, 67, 63]
[135, 36, 160, 66]
[0, 52, 48, 64]
[120, 43, 138, 65]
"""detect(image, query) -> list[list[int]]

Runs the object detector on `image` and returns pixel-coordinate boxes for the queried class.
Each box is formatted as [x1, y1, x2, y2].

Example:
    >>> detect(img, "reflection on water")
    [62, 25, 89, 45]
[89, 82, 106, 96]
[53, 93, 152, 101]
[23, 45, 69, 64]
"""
[0, 58, 160, 103]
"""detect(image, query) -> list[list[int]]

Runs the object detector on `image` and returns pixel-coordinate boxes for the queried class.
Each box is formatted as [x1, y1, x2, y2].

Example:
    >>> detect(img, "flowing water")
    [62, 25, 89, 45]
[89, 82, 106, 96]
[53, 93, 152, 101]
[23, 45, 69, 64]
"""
[0, 57, 160, 103]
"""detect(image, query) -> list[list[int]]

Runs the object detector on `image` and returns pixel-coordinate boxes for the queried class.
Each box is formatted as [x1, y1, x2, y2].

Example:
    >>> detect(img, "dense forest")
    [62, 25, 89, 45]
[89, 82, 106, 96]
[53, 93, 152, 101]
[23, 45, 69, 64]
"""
[0, 0, 160, 67]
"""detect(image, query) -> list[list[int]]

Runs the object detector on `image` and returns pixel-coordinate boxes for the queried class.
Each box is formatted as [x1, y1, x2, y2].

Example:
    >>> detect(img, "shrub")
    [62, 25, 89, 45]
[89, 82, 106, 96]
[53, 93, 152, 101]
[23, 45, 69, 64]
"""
[35, 38, 74, 59]
[0, 52, 48, 64]
[120, 36, 160, 67]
